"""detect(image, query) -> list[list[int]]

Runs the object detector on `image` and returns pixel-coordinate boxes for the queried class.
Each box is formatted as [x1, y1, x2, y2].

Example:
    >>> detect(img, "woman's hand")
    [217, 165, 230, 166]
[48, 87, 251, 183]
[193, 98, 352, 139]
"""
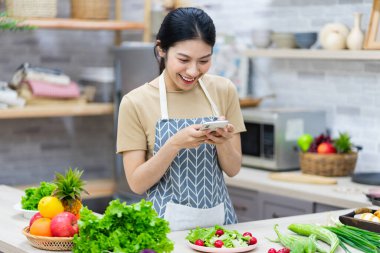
[168, 124, 209, 149]
[202, 117, 234, 145]
[203, 124, 234, 145]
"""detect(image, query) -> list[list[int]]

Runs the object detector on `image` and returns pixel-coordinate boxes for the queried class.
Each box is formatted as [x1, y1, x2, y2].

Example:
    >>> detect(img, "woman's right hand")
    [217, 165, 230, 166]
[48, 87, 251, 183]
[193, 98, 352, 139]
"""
[168, 124, 208, 149]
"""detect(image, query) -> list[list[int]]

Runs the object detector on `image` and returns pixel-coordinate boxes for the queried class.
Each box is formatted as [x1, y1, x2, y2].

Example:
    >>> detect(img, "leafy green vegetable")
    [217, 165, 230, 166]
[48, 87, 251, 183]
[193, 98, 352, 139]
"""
[72, 199, 174, 253]
[324, 224, 380, 253]
[186, 225, 249, 248]
[21, 182, 57, 210]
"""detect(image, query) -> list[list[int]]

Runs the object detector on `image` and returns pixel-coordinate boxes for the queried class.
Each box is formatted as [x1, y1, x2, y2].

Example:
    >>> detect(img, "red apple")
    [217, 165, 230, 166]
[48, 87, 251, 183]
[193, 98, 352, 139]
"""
[50, 212, 79, 237]
[317, 142, 336, 154]
[29, 212, 43, 227]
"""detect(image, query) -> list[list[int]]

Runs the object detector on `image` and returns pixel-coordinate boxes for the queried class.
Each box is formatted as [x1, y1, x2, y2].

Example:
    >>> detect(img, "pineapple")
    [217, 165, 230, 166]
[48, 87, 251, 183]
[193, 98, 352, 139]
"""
[334, 132, 353, 154]
[53, 168, 88, 215]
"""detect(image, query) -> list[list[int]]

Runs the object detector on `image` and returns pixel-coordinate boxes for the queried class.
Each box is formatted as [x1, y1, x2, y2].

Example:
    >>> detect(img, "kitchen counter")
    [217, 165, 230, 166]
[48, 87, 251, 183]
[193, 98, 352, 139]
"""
[0, 184, 367, 253]
[225, 167, 373, 208]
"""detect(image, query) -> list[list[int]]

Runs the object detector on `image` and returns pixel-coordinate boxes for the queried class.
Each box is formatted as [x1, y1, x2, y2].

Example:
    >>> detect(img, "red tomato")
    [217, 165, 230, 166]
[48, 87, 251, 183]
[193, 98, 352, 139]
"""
[214, 240, 224, 248]
[267, 249, 277, 253]
[215, 229, 224, 237]
[248, 237, 257, 245]
[195, 239, 204, 246]
[243, 232, 253, 237]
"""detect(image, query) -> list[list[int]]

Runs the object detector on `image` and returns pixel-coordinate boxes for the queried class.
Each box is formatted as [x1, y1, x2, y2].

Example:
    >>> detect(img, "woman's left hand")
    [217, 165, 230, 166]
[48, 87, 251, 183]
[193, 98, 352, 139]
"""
[203, 118, 234, 145]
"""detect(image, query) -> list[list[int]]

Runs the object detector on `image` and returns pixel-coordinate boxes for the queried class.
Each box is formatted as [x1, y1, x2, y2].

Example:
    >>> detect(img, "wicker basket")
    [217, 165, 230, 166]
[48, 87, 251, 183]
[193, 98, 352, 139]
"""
[22, 227, 73, 251]
[71, 0, 110, 20]
[5, 0, 57, 18]
[299, 152, 358, 177]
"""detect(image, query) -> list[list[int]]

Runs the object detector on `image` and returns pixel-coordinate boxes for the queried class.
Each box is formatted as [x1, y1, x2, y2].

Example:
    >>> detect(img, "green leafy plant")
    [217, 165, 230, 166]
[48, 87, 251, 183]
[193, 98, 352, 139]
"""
[0, 11, 36, 30]
[334, 132, 353, 154]
[21, 181, 57, 210]
[72, 199, 174, 253]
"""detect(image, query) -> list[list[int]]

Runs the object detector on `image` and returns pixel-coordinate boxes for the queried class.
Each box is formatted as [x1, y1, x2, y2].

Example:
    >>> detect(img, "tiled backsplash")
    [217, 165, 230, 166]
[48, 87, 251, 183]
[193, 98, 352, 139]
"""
[0, 0, 379, 186]
[0, 116, 114, 185]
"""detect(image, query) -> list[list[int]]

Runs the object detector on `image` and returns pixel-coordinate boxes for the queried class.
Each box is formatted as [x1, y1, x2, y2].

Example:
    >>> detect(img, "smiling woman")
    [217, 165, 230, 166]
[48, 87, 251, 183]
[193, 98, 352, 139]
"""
[117, 7, 246, 232]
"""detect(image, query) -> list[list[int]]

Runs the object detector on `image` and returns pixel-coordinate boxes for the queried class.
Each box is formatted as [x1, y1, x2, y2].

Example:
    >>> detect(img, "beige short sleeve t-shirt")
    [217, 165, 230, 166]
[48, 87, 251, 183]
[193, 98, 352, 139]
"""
[116, 74, 246, 158]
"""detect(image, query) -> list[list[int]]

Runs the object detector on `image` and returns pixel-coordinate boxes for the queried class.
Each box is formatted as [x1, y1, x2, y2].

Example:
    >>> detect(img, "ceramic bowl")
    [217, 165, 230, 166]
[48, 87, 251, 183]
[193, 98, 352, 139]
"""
[294, 32, 318, 49]
[14, 203, 38, 219]
[251, 30, 272, 48]
[271, 32, 297, 48]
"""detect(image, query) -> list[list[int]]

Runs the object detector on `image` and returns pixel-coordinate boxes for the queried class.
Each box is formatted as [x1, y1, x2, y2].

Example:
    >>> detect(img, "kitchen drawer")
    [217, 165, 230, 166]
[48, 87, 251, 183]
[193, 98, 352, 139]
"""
[228, 186, 260, 222]
[314, 203, 342, 213]
[258, 192, 313, 219]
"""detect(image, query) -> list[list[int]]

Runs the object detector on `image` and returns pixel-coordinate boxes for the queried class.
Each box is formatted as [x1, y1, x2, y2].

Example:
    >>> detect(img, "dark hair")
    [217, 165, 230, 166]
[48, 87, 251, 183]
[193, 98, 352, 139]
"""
[155, 7, 216, 73]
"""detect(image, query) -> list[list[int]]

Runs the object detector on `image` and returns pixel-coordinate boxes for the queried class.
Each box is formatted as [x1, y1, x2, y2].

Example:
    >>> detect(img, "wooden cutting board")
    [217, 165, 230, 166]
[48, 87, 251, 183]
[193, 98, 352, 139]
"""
[269, 172, 337, 184]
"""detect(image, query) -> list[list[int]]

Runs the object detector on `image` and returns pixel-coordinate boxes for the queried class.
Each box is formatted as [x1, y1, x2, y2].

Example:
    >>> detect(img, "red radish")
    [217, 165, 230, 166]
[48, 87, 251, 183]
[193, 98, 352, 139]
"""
[248, 236, 257, 245]
[214, 240, 224, 248]
[277, 248, 290, 253]
[267, 249, 277, 253]
[215, 229, 224, 237]
[243, 232, 253, 237]
[195, 239, 204, 246]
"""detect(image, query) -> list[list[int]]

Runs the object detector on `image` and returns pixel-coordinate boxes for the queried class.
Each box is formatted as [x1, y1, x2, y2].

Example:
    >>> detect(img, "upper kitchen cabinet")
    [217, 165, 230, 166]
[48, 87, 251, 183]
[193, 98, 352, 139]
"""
[244, 49, 380, 60]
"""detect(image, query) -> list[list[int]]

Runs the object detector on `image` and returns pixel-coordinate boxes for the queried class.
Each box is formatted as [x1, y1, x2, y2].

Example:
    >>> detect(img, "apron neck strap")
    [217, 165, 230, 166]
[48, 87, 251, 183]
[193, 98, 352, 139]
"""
[159, 71, 220, 120]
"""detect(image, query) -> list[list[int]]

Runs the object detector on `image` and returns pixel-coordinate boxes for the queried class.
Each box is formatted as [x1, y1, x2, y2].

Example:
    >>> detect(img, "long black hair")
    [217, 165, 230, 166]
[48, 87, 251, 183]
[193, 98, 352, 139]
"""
[155, 7, 216, 73]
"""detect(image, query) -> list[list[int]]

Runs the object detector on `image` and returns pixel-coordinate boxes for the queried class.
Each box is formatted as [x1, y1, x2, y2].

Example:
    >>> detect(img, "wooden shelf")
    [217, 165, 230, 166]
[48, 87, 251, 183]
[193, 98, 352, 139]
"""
[20, 18, 145, 31]
[244, 49, 380, 60]
[0, 103, 114, 119]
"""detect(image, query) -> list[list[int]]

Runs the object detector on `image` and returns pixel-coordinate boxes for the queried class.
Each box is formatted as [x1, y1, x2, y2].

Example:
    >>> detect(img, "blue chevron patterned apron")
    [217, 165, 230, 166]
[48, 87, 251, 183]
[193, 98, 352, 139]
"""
[146, 71, 238, 231]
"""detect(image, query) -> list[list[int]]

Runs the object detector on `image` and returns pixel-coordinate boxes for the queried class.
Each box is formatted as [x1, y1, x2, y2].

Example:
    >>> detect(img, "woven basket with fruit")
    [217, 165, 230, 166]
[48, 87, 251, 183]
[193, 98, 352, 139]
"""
[297, 132, 358, 177]
[22, 168, 87, 251]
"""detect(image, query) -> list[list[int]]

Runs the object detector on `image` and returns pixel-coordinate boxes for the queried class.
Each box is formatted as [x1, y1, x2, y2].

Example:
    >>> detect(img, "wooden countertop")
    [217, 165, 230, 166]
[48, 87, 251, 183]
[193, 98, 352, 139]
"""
[225, 168, 372, 208]
[0, 185, 364, 253]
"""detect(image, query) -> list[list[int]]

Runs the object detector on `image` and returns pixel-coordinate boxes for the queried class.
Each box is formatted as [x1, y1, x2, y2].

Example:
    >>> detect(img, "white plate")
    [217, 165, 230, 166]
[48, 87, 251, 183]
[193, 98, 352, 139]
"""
[13, 203, 38, 219]
[186, 241, 257, 253]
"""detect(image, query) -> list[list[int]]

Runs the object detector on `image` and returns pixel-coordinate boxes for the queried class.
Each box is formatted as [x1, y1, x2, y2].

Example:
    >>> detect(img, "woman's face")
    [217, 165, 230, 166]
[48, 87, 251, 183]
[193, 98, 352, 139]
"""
[159, 39, 213, 92]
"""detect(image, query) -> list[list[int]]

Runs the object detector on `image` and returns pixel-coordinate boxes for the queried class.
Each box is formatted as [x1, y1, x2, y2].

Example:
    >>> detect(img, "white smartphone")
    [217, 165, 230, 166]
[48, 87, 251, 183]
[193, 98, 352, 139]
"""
[200, 120, 229, 131]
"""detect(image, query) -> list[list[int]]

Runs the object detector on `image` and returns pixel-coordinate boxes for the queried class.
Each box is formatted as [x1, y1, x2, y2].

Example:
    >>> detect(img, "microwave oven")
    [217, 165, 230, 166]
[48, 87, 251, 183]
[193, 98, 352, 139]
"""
[241, 108, 326, 171]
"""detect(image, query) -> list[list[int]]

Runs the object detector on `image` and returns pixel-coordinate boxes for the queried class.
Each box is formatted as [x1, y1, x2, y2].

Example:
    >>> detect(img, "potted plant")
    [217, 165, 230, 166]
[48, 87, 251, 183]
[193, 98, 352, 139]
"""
[0, 11, 35, 30]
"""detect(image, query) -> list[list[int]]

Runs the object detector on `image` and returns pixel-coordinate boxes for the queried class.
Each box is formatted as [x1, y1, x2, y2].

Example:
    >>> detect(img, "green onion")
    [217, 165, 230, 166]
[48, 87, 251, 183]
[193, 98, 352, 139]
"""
[324, 225, 379, 253]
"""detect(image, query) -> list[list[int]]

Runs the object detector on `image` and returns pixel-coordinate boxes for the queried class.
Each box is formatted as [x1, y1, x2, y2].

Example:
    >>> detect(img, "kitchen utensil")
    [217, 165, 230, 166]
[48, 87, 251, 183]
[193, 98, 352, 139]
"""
[186, 240, 257, 253]
[294, 32, 318, 49]
[13, 203, 38, 219]
[239, 94, 275, 108]
[269, 172, 337, 184]
[352, 172, 380, 185]
[339, 210, 380, 233]
[251, 29, 272, 48]
[271, 32, 297, 48]
[319, 23, 349, 50]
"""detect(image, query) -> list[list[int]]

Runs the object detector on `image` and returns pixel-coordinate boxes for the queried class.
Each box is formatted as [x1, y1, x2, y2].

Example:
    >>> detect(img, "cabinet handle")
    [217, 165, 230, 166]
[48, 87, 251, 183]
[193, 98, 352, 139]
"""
[233, 205, 247, 212]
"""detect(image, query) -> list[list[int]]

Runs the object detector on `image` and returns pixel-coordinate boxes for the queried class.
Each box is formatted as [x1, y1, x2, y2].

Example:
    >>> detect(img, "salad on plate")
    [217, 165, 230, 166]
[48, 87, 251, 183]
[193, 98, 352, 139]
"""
[186, 225, 257, 251]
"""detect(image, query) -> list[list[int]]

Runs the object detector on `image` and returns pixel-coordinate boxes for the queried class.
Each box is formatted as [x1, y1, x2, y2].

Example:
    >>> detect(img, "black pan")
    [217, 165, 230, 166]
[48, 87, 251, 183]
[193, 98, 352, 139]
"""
[351, 172, 380, 186]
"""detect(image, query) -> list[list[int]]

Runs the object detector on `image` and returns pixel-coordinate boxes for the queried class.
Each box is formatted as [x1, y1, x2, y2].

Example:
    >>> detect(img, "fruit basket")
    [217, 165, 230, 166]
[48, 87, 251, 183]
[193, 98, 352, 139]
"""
[22, 226, 73, 251]
[299, 152, 358, 177]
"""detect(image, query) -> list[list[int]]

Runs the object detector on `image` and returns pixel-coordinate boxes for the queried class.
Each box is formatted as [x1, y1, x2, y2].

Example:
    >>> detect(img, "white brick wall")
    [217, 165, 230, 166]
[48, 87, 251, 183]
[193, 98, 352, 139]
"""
[0, 0, 378, 186]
